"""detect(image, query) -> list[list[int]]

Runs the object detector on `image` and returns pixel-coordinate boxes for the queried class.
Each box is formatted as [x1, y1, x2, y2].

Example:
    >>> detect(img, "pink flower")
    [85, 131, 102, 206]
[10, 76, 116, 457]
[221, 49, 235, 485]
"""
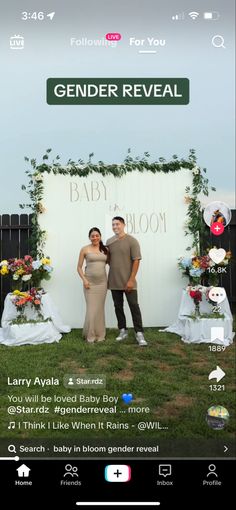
[24, 255, 33, 262]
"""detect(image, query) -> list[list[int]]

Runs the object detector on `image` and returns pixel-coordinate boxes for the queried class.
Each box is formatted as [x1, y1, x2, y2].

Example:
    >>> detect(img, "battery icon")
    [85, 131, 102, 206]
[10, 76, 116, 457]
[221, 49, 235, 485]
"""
[203, 12, 220, 20]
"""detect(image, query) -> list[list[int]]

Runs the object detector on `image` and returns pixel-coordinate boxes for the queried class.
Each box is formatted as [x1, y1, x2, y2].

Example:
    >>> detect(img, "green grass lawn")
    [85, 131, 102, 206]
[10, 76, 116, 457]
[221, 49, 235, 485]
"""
[0, 327, 235, 441]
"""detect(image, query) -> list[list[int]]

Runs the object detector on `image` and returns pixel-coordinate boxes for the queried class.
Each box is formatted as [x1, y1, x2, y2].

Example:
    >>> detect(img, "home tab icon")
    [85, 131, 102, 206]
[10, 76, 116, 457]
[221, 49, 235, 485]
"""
[16, 464, 31, 478]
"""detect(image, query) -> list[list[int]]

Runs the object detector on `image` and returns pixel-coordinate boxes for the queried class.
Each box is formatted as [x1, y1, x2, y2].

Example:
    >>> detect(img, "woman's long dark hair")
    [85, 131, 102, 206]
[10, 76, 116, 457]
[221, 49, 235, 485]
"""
[88, 227, 108, 255]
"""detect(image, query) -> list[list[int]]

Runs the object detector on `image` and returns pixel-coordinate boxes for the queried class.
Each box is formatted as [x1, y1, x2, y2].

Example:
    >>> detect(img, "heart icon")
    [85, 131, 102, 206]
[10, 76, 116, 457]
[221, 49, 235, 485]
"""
[209, 248, 226, 264]
[122, 393, 133, 405]
[208, 287, 226, 304]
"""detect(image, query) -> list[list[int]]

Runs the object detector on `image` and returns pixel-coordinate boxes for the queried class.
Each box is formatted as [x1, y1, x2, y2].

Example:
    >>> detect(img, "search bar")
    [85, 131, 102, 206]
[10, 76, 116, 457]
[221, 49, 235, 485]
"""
[76, 504, 160, 507]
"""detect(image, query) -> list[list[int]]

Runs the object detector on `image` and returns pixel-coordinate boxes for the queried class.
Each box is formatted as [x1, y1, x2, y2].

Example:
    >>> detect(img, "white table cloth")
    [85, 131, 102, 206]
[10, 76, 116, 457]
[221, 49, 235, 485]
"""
[162, 289, 234, 346]
[0, 293, 71, 346]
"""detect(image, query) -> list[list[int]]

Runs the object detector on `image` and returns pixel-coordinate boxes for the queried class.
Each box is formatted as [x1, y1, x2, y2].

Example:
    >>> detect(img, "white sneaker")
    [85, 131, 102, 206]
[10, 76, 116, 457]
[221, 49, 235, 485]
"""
[116, 328, 128, 341]
[135, 332, 148, 346]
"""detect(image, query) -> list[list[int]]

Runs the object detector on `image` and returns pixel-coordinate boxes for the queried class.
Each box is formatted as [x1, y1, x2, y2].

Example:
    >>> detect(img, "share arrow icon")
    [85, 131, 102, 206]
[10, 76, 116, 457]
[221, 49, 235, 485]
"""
[47, 12, 55, 20]
[208, 366, 225, 382]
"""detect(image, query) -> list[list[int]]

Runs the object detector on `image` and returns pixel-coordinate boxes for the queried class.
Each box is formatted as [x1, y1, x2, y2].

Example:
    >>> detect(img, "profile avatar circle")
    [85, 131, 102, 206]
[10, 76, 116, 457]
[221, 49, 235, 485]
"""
[206, 405, 229, 430]
[203, 201, 231, 237]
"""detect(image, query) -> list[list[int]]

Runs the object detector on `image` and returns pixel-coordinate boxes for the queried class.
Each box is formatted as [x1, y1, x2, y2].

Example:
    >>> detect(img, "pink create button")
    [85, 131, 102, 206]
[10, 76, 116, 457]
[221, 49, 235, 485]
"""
[106, 33, 122, 41]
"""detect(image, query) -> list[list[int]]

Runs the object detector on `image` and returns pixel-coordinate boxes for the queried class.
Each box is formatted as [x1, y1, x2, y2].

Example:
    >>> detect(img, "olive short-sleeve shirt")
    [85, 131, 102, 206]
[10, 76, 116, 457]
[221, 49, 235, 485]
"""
[106, 234, 142, 290]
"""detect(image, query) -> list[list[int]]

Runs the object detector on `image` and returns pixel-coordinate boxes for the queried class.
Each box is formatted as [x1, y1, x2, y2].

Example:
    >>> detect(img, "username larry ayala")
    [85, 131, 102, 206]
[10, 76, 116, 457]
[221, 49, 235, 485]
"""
[7, 377, 59, 388]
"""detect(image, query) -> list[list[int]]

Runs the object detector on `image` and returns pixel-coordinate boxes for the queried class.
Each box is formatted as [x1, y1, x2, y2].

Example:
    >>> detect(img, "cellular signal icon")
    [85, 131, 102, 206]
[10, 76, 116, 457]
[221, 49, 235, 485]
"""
[172, 12, 185, 20]
[188, 11, 200, 20]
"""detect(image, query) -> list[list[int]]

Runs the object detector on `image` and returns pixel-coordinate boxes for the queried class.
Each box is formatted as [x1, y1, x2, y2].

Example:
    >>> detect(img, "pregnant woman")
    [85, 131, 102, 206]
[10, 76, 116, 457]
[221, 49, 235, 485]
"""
[77, 227, 108, 343]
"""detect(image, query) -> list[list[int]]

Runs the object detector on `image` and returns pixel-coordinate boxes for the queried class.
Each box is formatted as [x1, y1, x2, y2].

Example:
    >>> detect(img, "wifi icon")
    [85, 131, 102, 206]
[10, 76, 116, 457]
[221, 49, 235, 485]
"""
[189, 11, 200, 20]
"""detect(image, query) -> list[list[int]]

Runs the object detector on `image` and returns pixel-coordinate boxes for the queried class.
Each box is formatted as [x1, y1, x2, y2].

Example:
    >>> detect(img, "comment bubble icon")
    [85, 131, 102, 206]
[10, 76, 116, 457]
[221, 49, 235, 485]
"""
[208, 287, 226, 304]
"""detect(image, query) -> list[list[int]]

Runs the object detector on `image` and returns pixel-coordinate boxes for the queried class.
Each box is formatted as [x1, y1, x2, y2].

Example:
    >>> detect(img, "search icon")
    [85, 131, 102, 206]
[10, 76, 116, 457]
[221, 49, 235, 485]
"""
[212, 35, 226, 48]
[8, 444, 16, 454]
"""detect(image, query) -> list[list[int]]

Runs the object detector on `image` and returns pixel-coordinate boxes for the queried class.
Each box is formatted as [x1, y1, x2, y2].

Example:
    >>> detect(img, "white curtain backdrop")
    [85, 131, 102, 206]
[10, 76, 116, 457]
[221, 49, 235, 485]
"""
[39, 169, 193, 327]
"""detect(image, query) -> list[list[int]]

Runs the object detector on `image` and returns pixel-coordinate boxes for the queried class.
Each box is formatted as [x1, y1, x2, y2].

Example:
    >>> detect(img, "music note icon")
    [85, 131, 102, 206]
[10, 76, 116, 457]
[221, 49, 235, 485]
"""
[8, 421, 16, 429]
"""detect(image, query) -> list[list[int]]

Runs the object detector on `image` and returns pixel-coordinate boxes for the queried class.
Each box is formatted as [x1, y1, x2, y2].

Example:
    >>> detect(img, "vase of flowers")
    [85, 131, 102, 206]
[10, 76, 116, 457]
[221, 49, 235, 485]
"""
[10, 289, 45, 324]
[10, 291, 30, 323]
[187, 286, 203, 316]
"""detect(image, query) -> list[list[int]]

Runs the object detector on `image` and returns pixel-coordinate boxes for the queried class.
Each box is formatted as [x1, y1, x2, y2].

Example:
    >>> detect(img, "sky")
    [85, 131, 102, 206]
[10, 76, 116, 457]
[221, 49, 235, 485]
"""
[0, 0, 235, 213]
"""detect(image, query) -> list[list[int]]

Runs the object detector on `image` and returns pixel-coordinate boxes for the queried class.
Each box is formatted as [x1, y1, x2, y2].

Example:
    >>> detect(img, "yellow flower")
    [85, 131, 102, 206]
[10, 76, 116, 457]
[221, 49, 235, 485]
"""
[192, 260, 200, 268]
[0, 266, 9, 275]
[21, 292, 28, 298]
[13, 290, 28, 297]
[16, 268, 24, 275]
[0, 260, 8, 266]
[41, 257, 51, 265]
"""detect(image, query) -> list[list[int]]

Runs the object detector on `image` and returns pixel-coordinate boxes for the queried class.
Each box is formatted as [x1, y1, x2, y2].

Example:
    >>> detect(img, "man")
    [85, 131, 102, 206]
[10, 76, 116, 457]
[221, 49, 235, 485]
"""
[106, 216, 147, 346]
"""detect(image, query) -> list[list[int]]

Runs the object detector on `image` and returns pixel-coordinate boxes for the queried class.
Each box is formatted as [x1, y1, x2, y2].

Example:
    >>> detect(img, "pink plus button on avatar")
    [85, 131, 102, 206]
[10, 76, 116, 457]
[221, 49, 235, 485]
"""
[210, 221, 225, 236]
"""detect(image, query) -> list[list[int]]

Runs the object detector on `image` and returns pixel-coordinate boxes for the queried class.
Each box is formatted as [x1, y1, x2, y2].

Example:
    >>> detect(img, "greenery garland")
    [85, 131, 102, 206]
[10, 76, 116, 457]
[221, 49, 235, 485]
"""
[20, 148, 215, 257]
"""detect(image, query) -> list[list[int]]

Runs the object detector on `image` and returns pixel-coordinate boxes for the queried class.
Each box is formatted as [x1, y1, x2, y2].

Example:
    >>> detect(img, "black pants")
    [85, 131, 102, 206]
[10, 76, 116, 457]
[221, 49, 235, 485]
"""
[111, 290, 144, 333]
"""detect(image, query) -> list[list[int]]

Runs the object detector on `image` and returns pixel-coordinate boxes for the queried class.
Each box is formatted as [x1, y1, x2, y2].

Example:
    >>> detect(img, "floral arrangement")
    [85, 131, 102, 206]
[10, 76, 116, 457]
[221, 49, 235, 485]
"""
[178, 251, 232, 285]
[0, 255, 33, 280]
[10, 288, 45, 324]
[186, 285, 205, 315]
[31, 257, 53, 287]
[179, 255, 209, 281]
[186, 284, 225, 318]
[188, 288, 203, 303]
[0, 255, 53, 290]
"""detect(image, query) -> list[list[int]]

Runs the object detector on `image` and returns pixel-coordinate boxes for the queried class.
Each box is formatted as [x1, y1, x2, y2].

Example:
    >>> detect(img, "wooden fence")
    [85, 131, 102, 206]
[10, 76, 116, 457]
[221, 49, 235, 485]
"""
[0, 214, 33, 313]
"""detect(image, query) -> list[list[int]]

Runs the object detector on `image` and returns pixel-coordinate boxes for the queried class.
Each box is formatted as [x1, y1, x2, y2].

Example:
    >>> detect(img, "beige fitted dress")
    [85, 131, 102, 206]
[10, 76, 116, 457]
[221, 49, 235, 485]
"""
[83, 252, 107, 342]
